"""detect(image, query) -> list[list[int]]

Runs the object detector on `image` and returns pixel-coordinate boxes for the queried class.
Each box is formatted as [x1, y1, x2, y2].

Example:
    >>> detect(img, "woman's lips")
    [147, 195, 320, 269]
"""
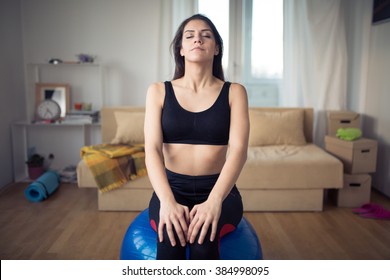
[191, 47, 204, 51]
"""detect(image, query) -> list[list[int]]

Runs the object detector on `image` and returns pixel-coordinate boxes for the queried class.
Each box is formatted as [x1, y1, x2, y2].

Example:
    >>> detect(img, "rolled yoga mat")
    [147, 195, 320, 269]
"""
[24, 170, 60, 202]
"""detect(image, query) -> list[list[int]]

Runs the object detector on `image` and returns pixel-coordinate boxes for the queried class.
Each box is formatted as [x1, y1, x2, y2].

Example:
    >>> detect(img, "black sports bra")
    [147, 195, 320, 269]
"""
[161, 81, 231, 145]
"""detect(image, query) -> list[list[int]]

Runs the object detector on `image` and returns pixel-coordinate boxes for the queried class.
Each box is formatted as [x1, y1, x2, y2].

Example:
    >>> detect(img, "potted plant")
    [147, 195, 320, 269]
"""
[26, 154, 45, 180]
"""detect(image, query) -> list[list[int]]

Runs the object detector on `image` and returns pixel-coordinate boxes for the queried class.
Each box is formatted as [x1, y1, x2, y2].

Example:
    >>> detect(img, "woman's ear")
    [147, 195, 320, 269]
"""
[215, 45, 220, 56]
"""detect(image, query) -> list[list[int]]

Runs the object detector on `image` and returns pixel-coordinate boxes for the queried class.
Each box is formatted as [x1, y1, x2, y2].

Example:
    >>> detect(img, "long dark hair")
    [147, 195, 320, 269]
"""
[171, 14, 225, 81]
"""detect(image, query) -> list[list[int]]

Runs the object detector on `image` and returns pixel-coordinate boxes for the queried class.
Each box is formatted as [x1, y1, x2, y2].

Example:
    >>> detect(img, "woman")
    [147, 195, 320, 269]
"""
[144, 14, 249, 260]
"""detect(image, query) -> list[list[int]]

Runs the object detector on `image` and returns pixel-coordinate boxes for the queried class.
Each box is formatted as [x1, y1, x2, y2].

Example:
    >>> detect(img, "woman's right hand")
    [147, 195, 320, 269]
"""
[158, 199, 190, 247]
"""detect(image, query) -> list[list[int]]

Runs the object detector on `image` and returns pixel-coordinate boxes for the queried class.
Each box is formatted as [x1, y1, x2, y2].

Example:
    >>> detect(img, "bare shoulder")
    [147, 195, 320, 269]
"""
[230, 82, 247, 93]
[147, 82, 165, 95]
[146, 82, 165, 106]
[229, 82, 248, 104]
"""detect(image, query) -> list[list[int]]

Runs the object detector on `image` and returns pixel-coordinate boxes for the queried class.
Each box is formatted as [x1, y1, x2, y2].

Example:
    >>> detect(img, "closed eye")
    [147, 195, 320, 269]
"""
[185, 35, 211, 40]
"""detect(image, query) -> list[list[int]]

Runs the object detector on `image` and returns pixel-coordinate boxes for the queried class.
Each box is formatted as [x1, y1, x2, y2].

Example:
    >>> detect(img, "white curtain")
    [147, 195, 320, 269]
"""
[157, 0, 197, 81]
[343, 0, 373, 114]
[283, 0, 348, 146]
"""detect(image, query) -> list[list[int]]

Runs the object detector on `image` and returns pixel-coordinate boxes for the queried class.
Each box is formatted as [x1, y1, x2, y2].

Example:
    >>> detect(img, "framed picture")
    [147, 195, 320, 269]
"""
[35, 83, 70, 118]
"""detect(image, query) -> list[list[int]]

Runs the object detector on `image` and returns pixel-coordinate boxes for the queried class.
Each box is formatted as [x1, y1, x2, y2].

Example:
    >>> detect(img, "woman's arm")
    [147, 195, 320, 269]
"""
[144, 82, 189, 247]
[188, 83, 249, 244]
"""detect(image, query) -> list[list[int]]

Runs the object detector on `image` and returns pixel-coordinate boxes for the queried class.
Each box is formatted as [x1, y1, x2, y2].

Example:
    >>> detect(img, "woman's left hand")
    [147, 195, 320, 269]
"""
[187, 197, 222, 244]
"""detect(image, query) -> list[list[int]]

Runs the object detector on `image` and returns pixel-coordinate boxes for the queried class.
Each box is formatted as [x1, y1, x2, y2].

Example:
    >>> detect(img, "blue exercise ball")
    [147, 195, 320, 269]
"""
[120, 209, 262, 260]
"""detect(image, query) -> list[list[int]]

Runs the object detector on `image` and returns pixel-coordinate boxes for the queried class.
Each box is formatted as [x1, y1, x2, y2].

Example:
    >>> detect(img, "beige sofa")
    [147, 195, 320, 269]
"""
[77, 107, 343, 211]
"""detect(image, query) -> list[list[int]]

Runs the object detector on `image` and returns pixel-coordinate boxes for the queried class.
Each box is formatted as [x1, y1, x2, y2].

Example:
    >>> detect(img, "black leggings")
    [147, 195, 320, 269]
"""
[148, 168, 243, 260]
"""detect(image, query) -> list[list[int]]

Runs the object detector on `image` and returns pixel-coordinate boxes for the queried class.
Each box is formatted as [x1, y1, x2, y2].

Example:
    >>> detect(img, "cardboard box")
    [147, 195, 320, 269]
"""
[324, 136, 378, 174]
[333, 174, 371, 207]
[327, 110, 360, 136]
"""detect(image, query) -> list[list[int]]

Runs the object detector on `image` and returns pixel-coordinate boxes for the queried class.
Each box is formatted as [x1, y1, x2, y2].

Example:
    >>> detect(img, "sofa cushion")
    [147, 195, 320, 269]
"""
[249, 110, 306, 146]
[111, 111, 145, 145]
[237, 144, 343, 190]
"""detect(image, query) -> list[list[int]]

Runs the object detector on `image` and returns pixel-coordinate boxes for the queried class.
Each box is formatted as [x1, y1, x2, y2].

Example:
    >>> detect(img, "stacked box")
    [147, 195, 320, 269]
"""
[332, 174, 372, 207]
[324, 136, 378, 174]
[325, 111, 377, 207]
[325, 135, 377, 207]
[327, 110, 361, 136]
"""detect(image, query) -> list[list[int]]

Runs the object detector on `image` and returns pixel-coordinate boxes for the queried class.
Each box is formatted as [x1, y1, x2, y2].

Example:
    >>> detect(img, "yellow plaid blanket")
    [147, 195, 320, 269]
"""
[80, 143, 147, 193]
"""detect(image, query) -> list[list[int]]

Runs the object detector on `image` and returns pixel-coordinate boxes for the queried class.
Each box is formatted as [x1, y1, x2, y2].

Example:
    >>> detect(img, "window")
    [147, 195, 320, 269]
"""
[198, 0, 283, 106]
[248, 0, 283, 79]
[243, 0, 283, 106]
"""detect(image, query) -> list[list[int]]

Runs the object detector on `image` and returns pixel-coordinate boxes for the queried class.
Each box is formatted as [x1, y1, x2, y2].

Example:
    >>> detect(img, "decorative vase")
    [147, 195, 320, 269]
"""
[28, 166, 44, 180]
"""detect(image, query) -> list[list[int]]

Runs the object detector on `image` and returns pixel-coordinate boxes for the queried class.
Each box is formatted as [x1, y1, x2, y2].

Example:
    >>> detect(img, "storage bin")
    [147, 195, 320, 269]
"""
[327, 111, 360, 136]
[325, 136, 377, 174]
[332, 174, 371, 207]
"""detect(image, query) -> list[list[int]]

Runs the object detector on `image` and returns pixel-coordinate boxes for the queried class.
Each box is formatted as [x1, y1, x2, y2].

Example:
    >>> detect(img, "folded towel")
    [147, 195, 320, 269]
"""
[336, 127, 362, 141]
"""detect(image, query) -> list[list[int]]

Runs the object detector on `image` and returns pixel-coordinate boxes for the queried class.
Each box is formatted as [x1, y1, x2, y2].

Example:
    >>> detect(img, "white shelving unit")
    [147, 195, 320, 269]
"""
[25, 63, 104, 122]
[12, 63, 104, 182]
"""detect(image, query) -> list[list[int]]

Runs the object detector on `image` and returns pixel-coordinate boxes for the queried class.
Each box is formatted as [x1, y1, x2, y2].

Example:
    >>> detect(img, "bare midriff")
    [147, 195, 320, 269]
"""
[163, 143, 228, 176]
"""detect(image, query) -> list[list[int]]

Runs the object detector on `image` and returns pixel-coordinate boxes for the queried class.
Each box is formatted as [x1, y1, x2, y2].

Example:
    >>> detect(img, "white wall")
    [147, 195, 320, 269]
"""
[364, 21, 390, 197]
[0, 0, 26, 189]
[21, 0, 165, 106]
[1, 0, 169, 188]
[344, 0, 372, 113]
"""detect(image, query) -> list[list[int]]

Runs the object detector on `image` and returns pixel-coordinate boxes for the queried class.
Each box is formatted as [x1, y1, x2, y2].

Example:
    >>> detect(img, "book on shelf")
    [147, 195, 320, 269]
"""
[62, 110, 100, 124]
[61, 115, 96, 124]
[67, 110, 99, 116]
[61, 116, 93, 124]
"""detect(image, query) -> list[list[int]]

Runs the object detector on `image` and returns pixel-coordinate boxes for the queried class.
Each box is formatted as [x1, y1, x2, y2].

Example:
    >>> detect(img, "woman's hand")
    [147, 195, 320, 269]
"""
[159, 199, 190, 247]
[187, 197, 222, 244]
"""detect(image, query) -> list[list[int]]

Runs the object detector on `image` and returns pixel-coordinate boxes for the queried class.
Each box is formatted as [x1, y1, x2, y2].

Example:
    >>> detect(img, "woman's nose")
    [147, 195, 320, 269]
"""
[194, 36, 202, 44]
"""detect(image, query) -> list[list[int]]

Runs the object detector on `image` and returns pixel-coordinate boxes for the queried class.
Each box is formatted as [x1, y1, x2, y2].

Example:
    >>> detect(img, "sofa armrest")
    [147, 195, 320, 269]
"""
[76, 160, 97, 188]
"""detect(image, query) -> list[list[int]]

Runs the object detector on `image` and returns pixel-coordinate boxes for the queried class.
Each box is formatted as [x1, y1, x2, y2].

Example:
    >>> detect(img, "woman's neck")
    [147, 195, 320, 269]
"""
[181, 62, 215, 90]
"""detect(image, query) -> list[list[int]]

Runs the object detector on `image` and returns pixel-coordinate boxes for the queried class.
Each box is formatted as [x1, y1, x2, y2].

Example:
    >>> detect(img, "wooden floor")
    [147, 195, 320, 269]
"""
[1, 183, 390, 260]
